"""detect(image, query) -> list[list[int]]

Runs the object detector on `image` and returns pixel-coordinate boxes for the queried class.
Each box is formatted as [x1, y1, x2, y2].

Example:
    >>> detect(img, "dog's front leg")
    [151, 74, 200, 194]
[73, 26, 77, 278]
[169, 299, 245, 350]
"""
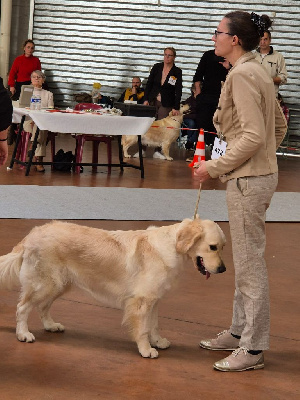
[161, 143, 173, 161]
[149, 302, 170, 349]
[123, 297, 158, 358]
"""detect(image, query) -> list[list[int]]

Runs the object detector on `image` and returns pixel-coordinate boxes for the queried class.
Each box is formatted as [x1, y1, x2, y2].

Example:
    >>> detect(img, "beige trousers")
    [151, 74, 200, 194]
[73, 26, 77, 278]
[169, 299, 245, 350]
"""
[23, 119, 48, 157]
[226, 173, 278, 350]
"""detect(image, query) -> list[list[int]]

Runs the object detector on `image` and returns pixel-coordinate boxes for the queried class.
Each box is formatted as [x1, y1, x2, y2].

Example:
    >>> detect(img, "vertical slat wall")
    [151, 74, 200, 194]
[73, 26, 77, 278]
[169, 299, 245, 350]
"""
[32, 0, 299, 119]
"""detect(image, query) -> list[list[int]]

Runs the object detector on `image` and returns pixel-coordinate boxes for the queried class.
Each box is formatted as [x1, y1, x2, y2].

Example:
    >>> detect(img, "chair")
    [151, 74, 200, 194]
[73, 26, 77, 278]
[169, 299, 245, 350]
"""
[15, 128, 57, 170]
[73, 103, 113, 174]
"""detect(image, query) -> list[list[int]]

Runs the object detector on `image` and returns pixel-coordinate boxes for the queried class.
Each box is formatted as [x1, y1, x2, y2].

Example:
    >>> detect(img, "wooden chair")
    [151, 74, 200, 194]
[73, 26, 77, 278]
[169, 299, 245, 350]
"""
[73, 103, 113, 174]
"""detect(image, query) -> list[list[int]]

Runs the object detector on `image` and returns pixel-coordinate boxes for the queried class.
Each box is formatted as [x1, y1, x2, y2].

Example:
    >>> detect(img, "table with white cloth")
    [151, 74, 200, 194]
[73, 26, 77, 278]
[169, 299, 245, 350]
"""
[10, 108, 155, 177]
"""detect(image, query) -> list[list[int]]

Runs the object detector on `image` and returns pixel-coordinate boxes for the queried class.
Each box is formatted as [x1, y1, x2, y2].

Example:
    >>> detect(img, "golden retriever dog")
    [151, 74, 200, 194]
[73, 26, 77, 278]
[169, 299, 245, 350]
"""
[122, 103, 190, 161]
[0, 217, 226, 358]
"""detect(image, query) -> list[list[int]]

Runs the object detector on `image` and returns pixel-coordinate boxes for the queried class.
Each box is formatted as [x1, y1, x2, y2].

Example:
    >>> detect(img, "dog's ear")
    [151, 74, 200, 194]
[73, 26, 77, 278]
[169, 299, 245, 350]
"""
[176, 221, 203, 253]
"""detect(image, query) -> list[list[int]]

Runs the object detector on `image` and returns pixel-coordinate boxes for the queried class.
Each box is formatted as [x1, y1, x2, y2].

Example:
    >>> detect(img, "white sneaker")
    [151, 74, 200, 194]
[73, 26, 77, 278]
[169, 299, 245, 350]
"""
[153, 151, 166, 160]
[133, 150, 145, 158]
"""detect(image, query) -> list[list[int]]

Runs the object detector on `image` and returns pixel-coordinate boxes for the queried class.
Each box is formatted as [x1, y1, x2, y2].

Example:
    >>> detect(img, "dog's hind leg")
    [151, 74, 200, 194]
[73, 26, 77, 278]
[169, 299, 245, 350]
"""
[16, 277, 66, 342]
[16, 291, 36, 342]
[37, 294, 65, 333]
[122, 136, 137, 158]
[149, 302, 170, 350]
[123, 296, 158, 358]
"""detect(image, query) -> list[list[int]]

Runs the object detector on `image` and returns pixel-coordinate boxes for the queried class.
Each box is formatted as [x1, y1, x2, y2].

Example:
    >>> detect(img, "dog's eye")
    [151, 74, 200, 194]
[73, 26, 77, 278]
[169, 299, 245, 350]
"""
[210, 245, 218, 251]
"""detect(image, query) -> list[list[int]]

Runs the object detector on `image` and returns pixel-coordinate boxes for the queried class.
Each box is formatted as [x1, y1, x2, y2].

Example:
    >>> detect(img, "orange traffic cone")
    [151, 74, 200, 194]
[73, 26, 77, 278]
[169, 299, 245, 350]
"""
[189, 128, 205, 167]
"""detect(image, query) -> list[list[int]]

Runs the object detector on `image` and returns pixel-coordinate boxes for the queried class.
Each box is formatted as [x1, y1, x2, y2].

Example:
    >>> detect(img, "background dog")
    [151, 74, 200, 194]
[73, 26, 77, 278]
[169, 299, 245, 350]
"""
[122, 103, 190, 161]
[0, 217, 226, 358]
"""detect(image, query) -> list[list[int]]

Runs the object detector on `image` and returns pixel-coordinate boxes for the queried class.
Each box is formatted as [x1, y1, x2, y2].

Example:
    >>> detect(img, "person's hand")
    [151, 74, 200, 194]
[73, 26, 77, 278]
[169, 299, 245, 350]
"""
[10, 87, 16, 96]
[172, 109, 179, 116]
[193, 161, 211, 183]
[143, 100, 149, 105]
[0, 142, 8, 166]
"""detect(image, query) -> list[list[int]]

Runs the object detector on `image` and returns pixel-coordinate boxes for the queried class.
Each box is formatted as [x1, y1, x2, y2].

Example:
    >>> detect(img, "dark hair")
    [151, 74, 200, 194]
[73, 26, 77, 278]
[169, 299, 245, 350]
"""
[22, 39, 35, 49]
[264, 30, 272, 39]
[225, 11, 272, 51]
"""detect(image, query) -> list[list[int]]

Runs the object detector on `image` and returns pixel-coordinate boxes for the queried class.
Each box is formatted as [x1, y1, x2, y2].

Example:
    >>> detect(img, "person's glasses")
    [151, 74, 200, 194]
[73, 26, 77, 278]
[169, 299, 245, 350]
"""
[214, 30, 234, 38]
[32, 76, 43, 79]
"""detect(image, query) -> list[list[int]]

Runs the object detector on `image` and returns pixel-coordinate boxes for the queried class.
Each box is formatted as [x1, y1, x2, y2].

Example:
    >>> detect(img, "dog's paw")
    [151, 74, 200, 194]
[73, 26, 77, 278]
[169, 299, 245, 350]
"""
[123, 153, 132, 158]
[140, 347, 159, 358]
[151, 337, 170, 349]
[166, 157, 173, 161]
[45, 322, 65, 332]
[17, 331, 35, 343]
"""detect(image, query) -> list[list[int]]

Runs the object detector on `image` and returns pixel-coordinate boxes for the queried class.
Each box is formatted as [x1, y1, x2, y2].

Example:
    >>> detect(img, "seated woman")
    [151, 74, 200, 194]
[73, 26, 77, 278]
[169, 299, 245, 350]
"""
[23, 70, 54, 172]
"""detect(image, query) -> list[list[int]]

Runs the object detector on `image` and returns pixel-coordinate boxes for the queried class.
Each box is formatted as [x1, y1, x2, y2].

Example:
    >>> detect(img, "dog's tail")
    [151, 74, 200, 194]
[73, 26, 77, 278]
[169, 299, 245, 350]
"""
[0, 242, 24, 289]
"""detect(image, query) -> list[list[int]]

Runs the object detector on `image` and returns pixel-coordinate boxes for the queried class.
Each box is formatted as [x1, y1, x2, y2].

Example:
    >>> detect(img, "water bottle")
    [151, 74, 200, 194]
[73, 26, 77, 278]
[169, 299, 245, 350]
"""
[30, 94, 37, 110]
[30, 94, 42, 110]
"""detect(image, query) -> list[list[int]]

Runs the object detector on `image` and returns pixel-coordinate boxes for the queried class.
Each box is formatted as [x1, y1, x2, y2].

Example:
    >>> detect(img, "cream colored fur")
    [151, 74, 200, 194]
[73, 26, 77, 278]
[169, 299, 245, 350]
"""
[0, 217, 226, 358]
[122, 103, 190, 161]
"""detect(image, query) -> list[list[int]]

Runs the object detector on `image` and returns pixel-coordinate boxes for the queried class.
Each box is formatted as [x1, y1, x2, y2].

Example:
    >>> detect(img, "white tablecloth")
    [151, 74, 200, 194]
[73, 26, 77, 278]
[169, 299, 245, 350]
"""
[30, 110, 154, 136]
[12, 107, 30, 123]
[12, 108, 154, 136]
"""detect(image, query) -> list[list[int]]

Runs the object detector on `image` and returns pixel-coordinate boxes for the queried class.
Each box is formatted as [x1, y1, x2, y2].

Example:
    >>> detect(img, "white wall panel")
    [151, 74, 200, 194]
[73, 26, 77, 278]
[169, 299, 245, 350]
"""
[30, 1, 299, 108]
[23, 0, 298, 137]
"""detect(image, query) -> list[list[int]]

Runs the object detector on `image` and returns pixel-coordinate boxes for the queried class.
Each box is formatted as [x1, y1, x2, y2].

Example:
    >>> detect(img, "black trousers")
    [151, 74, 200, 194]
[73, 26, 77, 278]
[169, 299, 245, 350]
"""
[196, 95, 218, 146]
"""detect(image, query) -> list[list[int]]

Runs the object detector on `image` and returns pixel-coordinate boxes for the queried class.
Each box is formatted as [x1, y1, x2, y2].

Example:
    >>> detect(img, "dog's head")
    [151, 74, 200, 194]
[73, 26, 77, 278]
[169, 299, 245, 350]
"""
[180, 103, 190, 114]
[167, 104, 190, 123]
[175, 217, 226, 279]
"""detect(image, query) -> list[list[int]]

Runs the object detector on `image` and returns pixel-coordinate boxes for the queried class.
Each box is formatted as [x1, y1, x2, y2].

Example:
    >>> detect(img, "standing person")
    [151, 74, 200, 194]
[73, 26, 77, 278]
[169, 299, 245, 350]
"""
[118, 76, 145, 104]
[193, 49, 229, 146]
[255, 30, 287, 97]
[193, 11, 287, 372]
[8, 39, 41, 100]
[143, 47, 182, 158]
[0, 77, 13, 166]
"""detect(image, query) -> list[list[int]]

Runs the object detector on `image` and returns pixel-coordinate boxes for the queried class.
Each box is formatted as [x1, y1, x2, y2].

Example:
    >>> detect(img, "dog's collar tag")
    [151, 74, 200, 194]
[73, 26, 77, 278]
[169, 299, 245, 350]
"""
[212, 136, 227, 159]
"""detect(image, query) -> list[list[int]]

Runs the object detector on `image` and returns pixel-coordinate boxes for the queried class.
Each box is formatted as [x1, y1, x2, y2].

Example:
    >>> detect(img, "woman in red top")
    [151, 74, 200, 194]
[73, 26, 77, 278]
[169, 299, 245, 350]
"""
[8, 39, 41, 100]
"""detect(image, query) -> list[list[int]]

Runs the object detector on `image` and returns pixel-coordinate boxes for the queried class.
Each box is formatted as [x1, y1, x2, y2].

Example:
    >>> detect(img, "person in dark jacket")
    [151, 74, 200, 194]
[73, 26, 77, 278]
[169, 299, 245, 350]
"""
[143, 47, 182, 158]
[193, 50, 229, 146]
[144, 47, 182, 120]
[0, 77, 13, 166]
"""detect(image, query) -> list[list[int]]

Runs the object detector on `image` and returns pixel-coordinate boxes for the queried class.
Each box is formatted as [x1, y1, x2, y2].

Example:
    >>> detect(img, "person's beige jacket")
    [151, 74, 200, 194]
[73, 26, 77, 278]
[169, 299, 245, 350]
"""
[206, 52, 287, 183]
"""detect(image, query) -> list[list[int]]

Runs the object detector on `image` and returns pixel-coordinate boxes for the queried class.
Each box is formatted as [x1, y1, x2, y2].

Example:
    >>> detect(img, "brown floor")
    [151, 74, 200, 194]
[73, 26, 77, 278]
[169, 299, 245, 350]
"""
[0, 138, 299, 400]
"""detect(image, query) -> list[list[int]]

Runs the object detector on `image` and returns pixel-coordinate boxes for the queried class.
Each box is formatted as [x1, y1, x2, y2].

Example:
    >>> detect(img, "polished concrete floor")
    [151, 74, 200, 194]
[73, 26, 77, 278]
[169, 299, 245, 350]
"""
[0, 138, 299, 400]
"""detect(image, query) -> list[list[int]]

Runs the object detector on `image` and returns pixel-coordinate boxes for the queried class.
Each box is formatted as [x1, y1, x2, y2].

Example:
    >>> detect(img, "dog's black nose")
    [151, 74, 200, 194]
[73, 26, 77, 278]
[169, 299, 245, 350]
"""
[217, 264, 226, 274]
